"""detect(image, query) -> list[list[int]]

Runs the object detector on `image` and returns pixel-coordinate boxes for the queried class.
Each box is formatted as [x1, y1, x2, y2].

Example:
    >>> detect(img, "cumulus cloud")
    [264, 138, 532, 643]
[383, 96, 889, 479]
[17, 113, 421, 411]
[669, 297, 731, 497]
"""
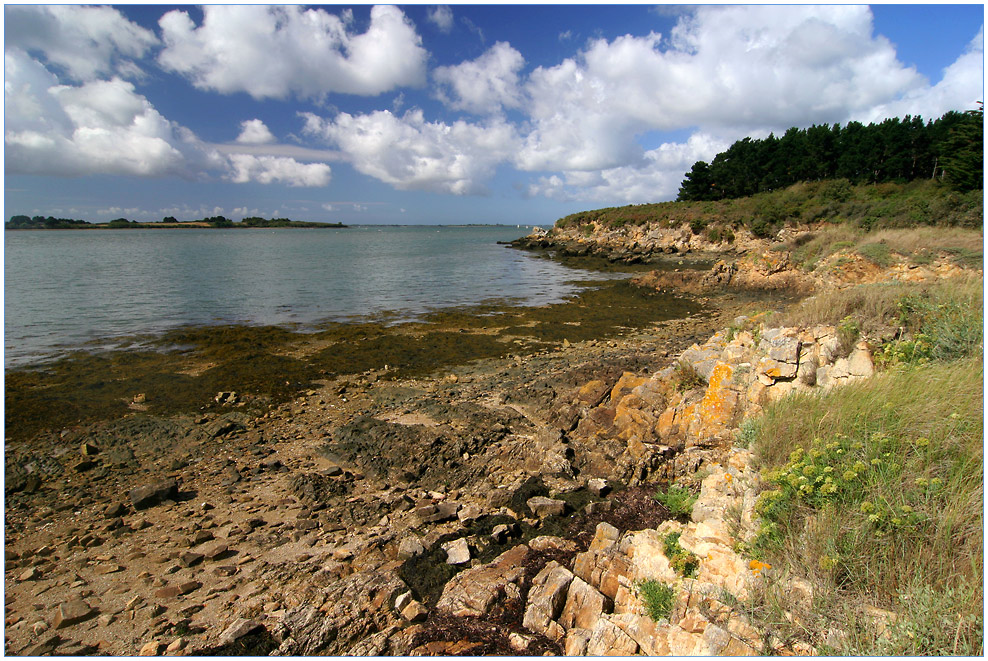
[428, 6, 454, 33]
[527, 133, 730, 202]
[4, 5, 157, 81]
[4, 48, 188, 177]
[303, 109, 520, 194]
[515, 5, 932, 174]
[235, 119, 276, 145]
[434, 42, 525, 114]
[157, 5, 427, 100]
[226, 154, 331, 187]
[4, 48, 332, 188]
[856, 24, 984, 123]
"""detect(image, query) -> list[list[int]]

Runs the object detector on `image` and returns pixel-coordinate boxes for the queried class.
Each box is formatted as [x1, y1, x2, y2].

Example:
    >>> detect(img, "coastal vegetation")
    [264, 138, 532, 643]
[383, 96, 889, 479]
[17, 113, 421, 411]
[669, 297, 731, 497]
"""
[555, 177, 982, 238]
[5, 214, 346, 230]
[729, 273, 984, 655]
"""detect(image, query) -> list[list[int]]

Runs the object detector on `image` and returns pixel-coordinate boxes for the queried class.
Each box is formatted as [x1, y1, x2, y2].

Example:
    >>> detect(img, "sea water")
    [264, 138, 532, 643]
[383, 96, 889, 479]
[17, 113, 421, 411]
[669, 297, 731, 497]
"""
[4, 225, 614, 368]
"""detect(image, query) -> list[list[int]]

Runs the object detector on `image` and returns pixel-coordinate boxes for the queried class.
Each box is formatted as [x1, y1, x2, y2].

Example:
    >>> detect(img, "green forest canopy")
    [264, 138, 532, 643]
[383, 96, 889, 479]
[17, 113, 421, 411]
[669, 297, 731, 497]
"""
[677, 107, 984, 202]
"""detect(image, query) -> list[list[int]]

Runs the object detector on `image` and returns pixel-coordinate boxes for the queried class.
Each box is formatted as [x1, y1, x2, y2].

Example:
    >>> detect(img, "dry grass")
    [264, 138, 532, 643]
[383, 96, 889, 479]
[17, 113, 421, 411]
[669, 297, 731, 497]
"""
[867, 226, 984, 256]
[787, 225, 984, 271]
[769, 272, 983, 337]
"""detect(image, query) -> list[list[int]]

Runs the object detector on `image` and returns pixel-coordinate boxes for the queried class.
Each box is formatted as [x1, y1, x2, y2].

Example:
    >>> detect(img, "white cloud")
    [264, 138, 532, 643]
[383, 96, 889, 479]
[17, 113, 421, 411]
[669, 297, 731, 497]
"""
[4, 48, 331, 188]
[428, 6, 454, 33]
[4, 5, 157, 81]
[527, 132, 729, 202]
[157, 5, 427, 100]
[515, 6, 932, 174]
[303, 109, 520, 194]
[4, 49, 187, 177]
[856, 24, 984, 123]
[236, 119, 276, 145]
[434, 42, 525, 114]
[226, 154, 332, 187]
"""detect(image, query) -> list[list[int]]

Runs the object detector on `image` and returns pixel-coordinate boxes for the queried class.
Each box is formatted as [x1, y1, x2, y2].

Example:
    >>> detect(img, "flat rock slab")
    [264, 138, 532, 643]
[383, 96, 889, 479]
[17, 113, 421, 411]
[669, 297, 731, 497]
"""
[53, 600, 95, 629]
[527, 496, 567, 518]
[219, 618, 262, 646]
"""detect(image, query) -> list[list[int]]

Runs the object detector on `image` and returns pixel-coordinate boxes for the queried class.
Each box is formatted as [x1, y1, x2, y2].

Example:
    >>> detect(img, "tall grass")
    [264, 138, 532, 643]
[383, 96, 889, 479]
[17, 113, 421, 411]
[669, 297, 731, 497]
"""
[747, 357, 983, 655]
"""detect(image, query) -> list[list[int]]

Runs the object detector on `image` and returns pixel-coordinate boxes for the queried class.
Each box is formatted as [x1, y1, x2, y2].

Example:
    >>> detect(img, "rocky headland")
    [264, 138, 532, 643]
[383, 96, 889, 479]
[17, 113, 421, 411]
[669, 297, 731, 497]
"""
[4, 223, 981, 656]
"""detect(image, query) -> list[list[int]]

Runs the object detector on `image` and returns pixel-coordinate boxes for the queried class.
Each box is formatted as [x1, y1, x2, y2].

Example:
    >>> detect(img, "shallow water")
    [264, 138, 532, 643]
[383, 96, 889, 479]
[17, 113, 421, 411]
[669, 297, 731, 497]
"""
[4, 225, 615, 367]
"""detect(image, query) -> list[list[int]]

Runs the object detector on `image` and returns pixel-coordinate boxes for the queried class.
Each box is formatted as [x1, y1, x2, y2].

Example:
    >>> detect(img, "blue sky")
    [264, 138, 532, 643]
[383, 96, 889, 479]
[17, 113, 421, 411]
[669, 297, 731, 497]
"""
[4, 4, 984, 225]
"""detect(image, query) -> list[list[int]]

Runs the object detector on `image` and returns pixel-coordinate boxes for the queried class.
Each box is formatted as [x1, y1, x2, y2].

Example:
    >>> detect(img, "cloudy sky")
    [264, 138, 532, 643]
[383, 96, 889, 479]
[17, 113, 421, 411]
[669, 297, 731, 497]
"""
[4, 4, 984, 225]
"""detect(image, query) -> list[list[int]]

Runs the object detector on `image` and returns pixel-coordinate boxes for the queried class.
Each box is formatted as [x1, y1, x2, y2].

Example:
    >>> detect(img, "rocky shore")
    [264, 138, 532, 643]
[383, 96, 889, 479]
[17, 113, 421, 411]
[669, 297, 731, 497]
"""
[5, 227, 977, 656]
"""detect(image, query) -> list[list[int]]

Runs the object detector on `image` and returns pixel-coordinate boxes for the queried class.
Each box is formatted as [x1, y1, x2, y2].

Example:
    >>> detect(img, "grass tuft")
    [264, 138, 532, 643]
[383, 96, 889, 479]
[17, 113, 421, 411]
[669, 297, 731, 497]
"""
[653, 483, 697, 518]
[636, 580, 676, 622]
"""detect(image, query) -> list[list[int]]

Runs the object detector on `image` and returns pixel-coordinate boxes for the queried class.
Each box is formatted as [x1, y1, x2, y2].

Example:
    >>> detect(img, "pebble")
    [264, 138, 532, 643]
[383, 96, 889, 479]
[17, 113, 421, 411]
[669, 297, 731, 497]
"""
[139, 640, 163, 656]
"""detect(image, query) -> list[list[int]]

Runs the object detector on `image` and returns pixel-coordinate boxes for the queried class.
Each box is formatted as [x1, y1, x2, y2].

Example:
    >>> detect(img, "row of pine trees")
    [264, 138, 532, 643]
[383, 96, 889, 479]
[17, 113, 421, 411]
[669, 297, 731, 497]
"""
[677, 107, 983, 201]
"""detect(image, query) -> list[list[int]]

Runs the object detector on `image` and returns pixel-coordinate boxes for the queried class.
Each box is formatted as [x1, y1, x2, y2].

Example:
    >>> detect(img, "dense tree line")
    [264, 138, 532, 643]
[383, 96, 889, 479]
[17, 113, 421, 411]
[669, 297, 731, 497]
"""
[678, 107, 984, 201]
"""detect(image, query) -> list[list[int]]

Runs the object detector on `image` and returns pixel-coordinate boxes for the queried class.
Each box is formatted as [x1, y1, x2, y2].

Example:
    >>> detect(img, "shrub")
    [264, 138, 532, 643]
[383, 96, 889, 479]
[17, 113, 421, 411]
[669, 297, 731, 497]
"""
[663, 532, 700, 578]
[636, 580, 676, 622]
[836, 316, 860, 357]
[747, 358, 983, 655]
[673, 360, 707, 393]
[653, 484, 697, 518]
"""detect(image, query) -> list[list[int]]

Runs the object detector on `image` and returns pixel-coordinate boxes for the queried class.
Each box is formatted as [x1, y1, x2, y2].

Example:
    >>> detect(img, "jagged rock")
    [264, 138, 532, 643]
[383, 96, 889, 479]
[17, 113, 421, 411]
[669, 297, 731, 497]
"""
[436, 545, 529, 618]
[400, 601, 428, 622]
[523, 561, 574, 641]
[585, 615, 640, 655]
[138, 640, 163, 656]
[397, 536, 425, 559]
[559, 576, 611, 631]
[586, 478, 611, 497]
[564, 628, 592, 655]
[129, 479, 178, 510]
[528, 535, 579, 553]
[275, 568, 408, 656]
[508, 632, 534, 652]
[203, 543, 228, 560]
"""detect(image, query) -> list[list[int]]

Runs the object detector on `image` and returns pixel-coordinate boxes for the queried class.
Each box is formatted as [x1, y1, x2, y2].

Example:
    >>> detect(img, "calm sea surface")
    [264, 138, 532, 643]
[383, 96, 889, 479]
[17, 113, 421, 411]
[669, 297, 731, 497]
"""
[4, 226, 616, 368]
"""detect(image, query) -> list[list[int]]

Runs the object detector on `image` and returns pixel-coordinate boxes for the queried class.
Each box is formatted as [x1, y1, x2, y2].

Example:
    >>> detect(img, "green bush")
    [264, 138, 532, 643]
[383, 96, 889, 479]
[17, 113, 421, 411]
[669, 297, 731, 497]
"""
[653, 484, 697, 518]
[663, 532, 699, 578]
[636, 580, 676, 622]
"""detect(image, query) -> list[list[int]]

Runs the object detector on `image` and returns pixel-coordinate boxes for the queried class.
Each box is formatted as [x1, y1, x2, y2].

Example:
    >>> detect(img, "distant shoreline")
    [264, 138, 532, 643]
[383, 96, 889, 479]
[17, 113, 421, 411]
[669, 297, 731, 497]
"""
[4, 221, 348, 230]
